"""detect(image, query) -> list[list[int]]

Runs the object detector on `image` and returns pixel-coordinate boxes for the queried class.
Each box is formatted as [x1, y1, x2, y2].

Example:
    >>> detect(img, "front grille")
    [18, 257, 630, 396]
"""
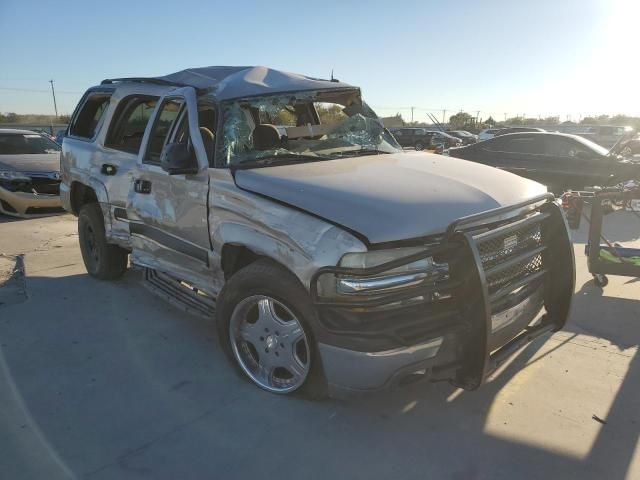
[474, 212, 547, 298]
[0, 174, 60, 195]
[29, 177, 60, 195]
[477, 223, 542, 270]
[486, 253, 543, 292]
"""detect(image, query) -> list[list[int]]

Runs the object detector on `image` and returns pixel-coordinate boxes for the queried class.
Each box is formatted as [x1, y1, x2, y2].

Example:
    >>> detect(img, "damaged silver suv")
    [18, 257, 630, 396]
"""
[61, 66, 574, 397]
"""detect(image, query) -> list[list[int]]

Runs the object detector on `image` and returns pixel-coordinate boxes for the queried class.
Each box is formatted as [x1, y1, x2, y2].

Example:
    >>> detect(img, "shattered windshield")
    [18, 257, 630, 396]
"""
[220, 89, 401, 166]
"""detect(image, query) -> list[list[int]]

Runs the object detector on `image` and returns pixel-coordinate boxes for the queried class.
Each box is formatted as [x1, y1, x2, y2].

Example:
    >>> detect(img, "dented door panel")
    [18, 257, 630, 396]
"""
[127, 87, 212, 281]
[208, 168, 366, 294]
[127, 164, 211, 279]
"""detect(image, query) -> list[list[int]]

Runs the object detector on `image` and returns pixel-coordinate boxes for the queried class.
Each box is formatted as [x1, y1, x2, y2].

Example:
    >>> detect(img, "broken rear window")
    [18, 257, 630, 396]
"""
[219, 89, 401, 167]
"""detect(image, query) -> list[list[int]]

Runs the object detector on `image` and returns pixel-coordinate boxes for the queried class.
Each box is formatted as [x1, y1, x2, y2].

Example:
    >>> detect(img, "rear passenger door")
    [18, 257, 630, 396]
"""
[102, 95, 159, 206]
[99, 94, 160, 241]
[127, 87, 213, 283]
[480, 135, 548, 183]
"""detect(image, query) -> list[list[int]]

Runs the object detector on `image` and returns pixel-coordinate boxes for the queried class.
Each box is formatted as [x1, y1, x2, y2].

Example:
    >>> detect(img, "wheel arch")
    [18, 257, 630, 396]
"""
[214, 223, 318, 290]
[69, 179, 109, 215]
[220, 243, 301, 283]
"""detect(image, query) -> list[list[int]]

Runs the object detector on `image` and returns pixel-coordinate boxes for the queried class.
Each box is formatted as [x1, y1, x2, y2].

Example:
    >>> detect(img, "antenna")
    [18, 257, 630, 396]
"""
[49, 80, 58, 117]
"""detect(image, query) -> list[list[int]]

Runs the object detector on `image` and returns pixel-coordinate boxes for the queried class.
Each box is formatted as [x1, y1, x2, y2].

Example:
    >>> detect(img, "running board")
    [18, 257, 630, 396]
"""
[142, 268, 216, 319]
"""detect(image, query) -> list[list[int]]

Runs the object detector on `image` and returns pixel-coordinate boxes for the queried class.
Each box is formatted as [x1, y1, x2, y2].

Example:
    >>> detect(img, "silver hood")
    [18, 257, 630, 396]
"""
[235, 151, 547, 244]
[0, 153, 60, 173]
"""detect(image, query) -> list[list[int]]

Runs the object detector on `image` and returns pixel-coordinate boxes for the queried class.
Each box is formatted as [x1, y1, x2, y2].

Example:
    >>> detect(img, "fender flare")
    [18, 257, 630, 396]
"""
[69, 171, 112, 231]
[212, 222, 315, 289]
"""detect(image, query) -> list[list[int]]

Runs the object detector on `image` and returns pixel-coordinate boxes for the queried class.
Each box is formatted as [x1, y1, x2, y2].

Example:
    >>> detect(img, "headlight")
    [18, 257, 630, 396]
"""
[339, 247, 431, 272]
[317, 247, 449, 299]
[338, 248, 436, 295]
[0, 171, 31, 182]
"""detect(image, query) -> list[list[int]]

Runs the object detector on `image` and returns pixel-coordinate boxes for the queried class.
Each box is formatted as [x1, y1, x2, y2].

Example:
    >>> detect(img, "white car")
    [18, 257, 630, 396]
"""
[0, 129, 62, 217]
[478, 128, 502, 141]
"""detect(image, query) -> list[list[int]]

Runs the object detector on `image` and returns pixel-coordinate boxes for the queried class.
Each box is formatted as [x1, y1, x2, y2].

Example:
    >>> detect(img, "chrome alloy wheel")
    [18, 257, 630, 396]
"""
[229, 295, 310, 393]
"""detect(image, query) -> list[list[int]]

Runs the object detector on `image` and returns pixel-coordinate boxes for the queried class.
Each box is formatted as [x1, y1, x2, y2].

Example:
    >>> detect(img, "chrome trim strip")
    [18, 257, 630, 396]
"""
[337, 271, 429, 294]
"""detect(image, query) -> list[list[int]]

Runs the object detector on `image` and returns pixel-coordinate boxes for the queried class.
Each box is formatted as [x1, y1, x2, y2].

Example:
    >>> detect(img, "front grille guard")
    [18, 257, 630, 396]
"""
[309, 193, 575, 389]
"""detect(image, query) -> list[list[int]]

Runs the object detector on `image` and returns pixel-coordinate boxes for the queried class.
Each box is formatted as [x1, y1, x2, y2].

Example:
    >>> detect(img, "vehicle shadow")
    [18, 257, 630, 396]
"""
[0, 270, 638, 479]
[0, 212, 66, 225]
[336, 279, 640, 478]
[0, 213, 23, 224]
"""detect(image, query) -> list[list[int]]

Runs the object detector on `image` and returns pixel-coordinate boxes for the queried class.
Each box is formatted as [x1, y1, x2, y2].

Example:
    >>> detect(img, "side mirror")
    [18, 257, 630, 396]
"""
[160, 142, 198, 175]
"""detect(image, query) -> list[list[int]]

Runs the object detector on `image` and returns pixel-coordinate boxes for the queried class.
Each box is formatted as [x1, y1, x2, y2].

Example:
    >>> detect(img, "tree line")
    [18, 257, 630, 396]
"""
[395, 111, 640, 132]
[0, 112, 71, 124]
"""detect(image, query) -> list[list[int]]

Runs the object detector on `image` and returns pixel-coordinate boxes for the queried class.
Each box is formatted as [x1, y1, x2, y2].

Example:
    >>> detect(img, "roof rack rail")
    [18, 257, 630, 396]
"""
[100, 77, 189, 88]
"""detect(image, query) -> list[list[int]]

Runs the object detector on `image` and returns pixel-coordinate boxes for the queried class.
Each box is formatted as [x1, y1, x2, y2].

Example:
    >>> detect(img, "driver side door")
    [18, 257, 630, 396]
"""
[127, 87, 213, 284]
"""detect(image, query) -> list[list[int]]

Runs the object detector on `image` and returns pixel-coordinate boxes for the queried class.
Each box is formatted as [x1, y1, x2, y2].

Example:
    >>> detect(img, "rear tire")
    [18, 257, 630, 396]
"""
[215, 259, 327, 399]
[78, 203, 128, 280]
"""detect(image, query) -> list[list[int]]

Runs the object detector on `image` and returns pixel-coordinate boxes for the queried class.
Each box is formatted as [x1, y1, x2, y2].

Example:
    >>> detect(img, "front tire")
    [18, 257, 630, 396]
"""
[78, 203, 128, 280]
[215, 259, 327, 398]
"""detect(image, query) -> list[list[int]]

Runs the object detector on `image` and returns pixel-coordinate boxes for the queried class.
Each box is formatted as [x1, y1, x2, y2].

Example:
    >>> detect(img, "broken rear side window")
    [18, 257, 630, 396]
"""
[69, 93, 111, 139]
[106, 95, 159, 154]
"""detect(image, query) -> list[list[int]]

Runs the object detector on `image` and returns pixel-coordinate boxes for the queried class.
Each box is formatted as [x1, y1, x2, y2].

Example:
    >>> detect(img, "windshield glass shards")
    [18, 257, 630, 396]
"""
[220, 89, 401, 167]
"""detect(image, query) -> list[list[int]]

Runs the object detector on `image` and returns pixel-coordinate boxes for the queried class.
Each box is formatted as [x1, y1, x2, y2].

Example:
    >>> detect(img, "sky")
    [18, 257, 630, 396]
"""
[1, 0, 638, 124]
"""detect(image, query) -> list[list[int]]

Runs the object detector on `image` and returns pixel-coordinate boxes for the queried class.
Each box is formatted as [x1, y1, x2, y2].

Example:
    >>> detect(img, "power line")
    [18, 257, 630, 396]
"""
[0, 86, 83, 94]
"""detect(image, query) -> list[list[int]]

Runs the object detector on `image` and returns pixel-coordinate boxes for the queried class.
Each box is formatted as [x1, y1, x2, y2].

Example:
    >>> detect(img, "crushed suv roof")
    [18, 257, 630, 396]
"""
[102, 65, 353, 101]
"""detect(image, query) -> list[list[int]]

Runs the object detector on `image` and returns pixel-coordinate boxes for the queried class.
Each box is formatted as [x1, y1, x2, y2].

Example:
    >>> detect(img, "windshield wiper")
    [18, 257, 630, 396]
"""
[232, 153, 330, 170]
[334, 148, 390, 157]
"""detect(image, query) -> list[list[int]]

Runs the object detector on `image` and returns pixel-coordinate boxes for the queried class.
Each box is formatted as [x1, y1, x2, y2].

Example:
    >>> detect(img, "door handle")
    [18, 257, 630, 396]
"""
[133, 179, 152, 194]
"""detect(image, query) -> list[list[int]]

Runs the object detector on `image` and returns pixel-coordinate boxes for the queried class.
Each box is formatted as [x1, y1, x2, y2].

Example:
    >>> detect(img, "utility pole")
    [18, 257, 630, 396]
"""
[410, 106, 414, 124]
[49, 80, 58, 118]
[475, 110, 480, 126]
[442, 109, 446, 124]
[504, 113, 507, 122]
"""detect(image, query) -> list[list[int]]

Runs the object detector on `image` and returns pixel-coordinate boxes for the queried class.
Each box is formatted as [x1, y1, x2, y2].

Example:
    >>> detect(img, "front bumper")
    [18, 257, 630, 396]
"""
[311, 194, 575, 396]
[0, 186, 62, 218]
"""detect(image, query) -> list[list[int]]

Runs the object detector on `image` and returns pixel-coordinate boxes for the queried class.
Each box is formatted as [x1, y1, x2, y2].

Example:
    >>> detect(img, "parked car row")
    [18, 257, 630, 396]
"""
[446, 130, 478, 145]
[389, 127, 463, 150]
[576, 125, 634, 149]
[478, 127, 546, 141]
[390, 126, 550, 150]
